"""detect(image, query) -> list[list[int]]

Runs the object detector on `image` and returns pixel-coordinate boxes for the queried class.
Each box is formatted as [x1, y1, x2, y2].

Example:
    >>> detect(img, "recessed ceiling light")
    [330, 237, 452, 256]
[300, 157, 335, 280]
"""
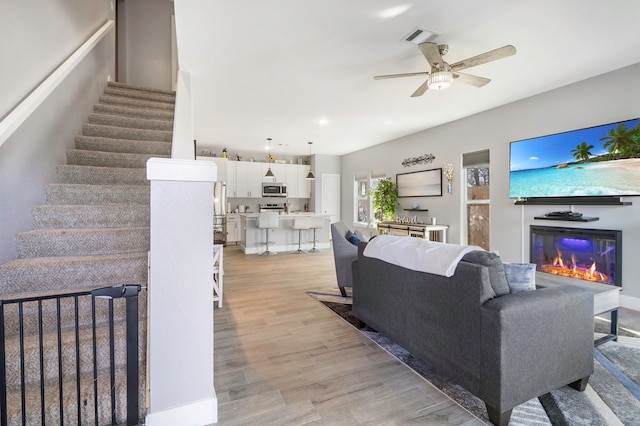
[377, 5, 411, 19]
[318, 118, 329, 125]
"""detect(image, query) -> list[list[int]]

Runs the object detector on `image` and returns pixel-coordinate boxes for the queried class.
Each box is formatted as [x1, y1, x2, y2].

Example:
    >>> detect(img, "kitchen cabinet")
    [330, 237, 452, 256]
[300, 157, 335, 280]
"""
[195, 156, 228, 182]
[226, 160, 237, 197]
[235, 161, 263, 198]
[297, 165, 312, 198]
[263, 163, 286, 183]
[285, 164, 298, 198]
[226, 213, 240, 243]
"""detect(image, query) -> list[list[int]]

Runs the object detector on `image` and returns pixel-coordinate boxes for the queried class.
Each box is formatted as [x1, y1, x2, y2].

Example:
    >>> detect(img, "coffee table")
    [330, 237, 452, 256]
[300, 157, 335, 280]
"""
[535, 272, 621, 346]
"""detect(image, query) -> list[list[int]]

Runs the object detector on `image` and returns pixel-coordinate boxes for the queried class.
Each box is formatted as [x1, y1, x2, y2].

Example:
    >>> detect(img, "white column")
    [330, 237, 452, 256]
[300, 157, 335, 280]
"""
[146, 158, 217, 426]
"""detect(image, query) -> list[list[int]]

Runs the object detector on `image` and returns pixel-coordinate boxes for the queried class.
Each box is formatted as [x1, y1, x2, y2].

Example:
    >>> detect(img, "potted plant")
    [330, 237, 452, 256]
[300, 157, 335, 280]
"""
[370, 177, 398, 221]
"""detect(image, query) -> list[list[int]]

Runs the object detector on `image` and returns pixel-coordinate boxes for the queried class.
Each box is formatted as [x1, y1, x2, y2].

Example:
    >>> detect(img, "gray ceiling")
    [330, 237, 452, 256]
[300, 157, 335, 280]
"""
[173, 0, 640, 157]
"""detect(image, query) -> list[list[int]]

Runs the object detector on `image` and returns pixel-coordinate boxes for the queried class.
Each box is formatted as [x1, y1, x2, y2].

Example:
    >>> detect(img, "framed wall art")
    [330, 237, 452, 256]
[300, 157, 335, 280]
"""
[396, 168, 443, 197]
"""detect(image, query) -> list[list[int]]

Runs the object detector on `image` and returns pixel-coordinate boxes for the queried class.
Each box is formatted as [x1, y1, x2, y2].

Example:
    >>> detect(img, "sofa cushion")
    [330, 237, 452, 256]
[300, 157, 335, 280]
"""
[461, 251, 510, 297]
[503, 262, 536, 293]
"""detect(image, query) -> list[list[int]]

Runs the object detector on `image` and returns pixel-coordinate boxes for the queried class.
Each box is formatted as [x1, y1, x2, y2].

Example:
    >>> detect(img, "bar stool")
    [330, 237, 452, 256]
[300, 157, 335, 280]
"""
[257, 212, 279, 255]
[308, 217, 326, 252]
[291, 216, 311, 254]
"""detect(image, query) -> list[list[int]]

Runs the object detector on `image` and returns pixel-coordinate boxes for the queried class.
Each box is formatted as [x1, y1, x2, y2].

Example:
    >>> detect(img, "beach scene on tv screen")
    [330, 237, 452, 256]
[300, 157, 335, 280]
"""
[509, 118, 640, 198]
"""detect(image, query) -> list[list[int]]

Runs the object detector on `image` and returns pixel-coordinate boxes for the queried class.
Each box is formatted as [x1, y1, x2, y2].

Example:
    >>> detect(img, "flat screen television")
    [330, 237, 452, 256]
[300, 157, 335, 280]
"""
[509, 118, 640, 200]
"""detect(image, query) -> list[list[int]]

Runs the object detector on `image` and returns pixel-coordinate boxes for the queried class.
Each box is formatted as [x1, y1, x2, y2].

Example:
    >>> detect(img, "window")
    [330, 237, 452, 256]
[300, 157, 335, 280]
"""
[355, 176, 370, 223]
[354, 171, 385, 224]
[463, 150, 490, 250]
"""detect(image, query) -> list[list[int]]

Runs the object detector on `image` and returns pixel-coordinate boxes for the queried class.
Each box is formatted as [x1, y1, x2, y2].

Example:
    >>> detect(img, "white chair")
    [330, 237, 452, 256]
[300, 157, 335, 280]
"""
[212, 244, 224, 308]
[308, 217, 326, 252]
[291, 216, 311, 254]
[257, 212, 280, 255]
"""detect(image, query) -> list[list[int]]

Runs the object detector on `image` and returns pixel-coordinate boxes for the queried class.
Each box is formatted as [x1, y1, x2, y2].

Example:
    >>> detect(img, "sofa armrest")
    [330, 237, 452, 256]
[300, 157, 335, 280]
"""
[479, 285, 594, 413]
[330, 223, 359, 291]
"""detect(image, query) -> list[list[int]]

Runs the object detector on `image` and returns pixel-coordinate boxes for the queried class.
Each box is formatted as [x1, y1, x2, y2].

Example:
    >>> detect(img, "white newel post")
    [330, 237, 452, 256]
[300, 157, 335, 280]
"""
[146, 158, 217, 425]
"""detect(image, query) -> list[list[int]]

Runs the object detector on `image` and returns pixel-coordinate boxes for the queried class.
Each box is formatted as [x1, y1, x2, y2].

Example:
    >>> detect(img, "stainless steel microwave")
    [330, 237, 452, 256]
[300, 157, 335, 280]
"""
[262, 182, 287, 197]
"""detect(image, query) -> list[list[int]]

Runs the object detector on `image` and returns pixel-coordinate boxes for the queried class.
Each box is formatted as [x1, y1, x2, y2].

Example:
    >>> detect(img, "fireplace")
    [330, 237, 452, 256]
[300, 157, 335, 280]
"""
[530, 225, 622, 287]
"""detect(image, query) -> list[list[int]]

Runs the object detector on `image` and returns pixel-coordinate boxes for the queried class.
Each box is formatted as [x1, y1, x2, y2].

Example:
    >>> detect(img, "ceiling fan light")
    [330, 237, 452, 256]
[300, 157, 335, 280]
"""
[428, 71, 453, 90]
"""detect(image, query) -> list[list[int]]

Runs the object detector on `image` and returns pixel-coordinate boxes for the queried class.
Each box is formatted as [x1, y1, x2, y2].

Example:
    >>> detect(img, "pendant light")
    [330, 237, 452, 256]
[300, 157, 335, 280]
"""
[306, 141, 316, 180]
[264, 138, 275, 179]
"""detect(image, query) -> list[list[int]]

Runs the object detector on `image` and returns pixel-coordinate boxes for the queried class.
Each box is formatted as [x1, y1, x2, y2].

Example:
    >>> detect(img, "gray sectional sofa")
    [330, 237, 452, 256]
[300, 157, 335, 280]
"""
[352, 240, 595, 426]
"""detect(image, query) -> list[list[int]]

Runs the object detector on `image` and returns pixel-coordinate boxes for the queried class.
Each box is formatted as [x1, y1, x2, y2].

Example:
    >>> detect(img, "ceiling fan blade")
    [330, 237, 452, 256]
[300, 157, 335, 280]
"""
[418, 42, 444, 69]
[410, 79, 430, 97]
[454, 72, 491, 87]
[374, 71, 428, 80]
[450, 45, 516, 72]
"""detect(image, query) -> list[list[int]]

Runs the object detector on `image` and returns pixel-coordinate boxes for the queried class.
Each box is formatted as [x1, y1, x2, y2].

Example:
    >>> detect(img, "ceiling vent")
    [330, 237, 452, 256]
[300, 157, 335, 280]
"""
[402, 27, 440, 45]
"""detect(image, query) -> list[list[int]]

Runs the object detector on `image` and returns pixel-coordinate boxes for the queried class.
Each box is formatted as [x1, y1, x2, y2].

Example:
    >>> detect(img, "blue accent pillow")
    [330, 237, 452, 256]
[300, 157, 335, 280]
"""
[346, 230, 361, 246]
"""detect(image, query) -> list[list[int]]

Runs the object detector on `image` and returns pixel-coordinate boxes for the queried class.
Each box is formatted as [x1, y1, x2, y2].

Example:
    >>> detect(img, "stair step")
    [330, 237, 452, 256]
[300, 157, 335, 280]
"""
[88, 113, 173, 132]
[75, 135, 171, 155]
[3, 318, 129, 389]
[66, 149, 168, 169]
[57, 165, 148, 185]
[45, 183, 149, 205]
[82, 123, 172, 143]
[0, 253, 148, 295]
[3, 360, 142, 425]
[32, 205, 150, 229]
[103, 87, 175, 105]
[98, 94, 175, 112]
[16, 227, 149, 258]
[93, 103, 174, 121]
[108, 80, 176, 97]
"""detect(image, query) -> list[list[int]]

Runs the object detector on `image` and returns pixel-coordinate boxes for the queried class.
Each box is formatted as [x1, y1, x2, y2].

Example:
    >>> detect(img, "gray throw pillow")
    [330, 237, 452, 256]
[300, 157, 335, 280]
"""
[461, 250, 510, 297]
[503, 262, 537, 293]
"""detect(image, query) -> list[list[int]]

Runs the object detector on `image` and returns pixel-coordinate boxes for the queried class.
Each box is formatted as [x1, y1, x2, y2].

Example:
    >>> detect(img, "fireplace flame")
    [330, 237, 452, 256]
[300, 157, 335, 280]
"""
[541, 250, 610, 284]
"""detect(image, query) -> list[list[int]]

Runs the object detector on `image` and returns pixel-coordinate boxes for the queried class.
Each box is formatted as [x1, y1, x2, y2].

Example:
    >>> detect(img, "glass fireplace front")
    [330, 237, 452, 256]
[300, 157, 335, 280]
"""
[530, 225, 622, 287]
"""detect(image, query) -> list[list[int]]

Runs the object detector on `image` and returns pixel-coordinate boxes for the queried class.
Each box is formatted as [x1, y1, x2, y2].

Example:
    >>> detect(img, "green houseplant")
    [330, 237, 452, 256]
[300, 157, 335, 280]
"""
[370, 177, 398, 221]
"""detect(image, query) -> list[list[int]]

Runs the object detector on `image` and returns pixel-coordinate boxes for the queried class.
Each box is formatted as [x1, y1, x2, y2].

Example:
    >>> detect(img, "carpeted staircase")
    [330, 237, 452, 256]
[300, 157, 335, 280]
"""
[0, 81, 174, 424]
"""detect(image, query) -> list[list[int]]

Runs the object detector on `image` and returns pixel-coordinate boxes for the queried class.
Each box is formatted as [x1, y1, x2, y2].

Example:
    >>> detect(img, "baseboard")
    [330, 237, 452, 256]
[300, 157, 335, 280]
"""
[620, 294, 640, 312]
[145, 396, 217, 426]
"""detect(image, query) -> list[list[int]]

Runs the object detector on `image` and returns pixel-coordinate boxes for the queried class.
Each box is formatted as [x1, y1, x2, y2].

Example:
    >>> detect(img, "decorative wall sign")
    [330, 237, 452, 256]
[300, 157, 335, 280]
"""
[401, 153, 435, 167]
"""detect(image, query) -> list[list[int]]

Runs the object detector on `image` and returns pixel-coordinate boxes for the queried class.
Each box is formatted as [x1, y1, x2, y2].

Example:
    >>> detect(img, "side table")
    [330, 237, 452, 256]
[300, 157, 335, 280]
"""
[535, 272, 620, 346]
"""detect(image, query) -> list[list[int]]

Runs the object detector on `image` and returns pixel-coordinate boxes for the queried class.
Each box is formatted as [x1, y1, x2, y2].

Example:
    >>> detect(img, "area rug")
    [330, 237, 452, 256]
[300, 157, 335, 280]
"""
[308, 288, 640, 425]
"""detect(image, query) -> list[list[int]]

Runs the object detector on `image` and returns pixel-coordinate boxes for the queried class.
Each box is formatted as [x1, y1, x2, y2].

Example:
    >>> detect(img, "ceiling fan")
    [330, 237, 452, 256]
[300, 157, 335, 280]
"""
[374, 42, 516, 97]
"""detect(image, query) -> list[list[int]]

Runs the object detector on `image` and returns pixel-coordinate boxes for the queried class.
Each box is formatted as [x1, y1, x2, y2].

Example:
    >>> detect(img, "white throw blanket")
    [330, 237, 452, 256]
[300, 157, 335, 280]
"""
[363, 235, 484, 277]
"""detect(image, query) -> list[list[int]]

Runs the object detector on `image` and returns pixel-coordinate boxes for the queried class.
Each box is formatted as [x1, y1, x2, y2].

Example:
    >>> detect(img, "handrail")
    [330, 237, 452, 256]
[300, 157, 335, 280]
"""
[0, 20, 115, 149]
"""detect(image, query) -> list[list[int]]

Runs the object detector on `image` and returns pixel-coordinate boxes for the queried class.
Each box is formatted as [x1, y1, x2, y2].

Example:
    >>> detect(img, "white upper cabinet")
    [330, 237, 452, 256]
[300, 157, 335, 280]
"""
[195, 156, 227, 182]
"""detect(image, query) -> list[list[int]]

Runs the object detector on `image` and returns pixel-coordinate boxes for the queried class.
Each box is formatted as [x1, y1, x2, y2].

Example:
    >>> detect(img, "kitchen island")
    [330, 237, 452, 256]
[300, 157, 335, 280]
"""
[240, 213, 331, 254]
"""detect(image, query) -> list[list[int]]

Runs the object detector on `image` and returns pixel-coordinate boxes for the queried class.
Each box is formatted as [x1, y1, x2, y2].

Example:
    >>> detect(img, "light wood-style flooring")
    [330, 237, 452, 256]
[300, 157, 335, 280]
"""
[214, 245, 483, 425]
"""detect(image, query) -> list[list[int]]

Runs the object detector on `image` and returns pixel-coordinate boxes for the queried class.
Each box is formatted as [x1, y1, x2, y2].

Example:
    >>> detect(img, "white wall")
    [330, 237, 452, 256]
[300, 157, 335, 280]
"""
[0, 2, 115, 264]
[146, 158, 217, 425]
[341, 62, 640, 304]
[118, 0, 174, 89]
[0, 0, 111, 119]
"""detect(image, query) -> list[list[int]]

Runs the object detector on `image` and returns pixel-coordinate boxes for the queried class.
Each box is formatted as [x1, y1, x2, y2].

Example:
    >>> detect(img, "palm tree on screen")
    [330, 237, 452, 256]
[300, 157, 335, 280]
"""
[600, 124, 633, 159]
[571, 142, 594, 162]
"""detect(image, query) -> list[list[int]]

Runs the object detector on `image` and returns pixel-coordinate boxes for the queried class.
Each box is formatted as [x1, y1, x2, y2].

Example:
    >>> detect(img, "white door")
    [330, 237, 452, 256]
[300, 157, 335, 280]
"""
[321, 173, 340, 223]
